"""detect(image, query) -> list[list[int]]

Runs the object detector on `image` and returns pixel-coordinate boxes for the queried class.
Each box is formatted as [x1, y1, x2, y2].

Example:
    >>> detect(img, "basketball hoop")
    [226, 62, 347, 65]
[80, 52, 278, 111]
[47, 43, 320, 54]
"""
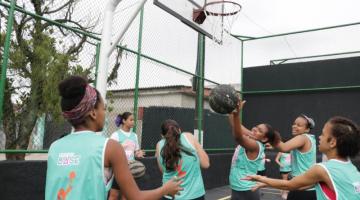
[204, 0, 241, 16]
[193, 0, 241, 44]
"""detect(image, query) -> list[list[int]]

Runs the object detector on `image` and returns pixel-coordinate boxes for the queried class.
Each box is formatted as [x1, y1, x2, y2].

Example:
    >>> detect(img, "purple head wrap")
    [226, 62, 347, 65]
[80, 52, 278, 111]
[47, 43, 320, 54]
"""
[62, 85, 97, 123]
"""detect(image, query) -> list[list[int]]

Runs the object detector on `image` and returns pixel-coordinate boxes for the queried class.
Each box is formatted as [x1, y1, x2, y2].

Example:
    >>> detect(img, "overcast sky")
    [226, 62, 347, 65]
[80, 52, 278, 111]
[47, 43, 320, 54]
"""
[3, 0, 360, 89]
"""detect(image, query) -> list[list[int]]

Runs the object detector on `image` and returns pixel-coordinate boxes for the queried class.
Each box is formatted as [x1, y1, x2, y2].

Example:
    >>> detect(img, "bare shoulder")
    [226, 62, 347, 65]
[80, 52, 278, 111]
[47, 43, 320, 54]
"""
[292, 134, 308, 143]
[107, 138, 120, 150]
[295, 134, 307, 139]
[183, 132, 195, 139]
[308, 164, 328, 179]
[183, 132, 197, 146]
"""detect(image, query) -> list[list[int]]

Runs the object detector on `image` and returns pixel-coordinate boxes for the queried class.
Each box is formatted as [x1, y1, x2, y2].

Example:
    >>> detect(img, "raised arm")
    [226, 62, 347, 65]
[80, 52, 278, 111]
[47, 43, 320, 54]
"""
[184, 133, 210, 169]
[106, 140, 182, 199]
[229, 101, 259, 152]
[274, 135, 307, 153]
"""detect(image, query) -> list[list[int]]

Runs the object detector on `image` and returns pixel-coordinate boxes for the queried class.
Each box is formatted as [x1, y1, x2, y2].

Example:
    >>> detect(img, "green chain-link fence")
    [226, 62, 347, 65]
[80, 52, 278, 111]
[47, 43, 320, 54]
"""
[0, 0, 241, 156]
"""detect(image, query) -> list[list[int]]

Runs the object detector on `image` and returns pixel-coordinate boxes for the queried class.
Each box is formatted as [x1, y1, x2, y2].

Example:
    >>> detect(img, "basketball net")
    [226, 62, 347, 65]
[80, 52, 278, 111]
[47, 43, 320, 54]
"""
[204, 0, 241, 45]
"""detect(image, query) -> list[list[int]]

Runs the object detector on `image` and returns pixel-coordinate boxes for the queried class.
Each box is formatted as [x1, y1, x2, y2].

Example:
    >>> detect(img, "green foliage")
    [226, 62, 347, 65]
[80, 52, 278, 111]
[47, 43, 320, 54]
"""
[1, 1, 124, 155]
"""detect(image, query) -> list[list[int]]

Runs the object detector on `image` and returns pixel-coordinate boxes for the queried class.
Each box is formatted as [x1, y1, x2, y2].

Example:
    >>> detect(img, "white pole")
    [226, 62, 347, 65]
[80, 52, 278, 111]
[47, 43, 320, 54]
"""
[97, 0, 147, 101]
[107, 0, 147, 56]
[96, 0, 122, 101]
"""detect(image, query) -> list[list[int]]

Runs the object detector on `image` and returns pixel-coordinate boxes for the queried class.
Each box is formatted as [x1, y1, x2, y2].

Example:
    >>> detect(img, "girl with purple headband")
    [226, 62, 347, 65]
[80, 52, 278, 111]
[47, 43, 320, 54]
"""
[109, 112, 145, 200]
[45, 76, 182, 200]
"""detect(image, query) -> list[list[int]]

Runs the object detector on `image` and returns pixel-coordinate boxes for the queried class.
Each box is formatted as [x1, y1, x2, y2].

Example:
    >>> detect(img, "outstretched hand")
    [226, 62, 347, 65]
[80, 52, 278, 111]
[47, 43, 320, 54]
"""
[242, 174, 262, 182]
[242, 175, 268, 191]
[135, 150, 145, 158]
[232, 100, 246, 115]
[162, 177, 184, 197]
[251, 182, 268, 191]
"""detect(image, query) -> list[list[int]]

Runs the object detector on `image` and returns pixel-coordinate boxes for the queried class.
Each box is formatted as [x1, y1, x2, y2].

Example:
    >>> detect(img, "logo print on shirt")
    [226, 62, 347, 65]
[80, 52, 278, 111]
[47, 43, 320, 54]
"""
[122, 140, 137, 160]
[57, 153, 81, 166]
[176, 160, 186, 178]
[285, 154, 291, 164]
[353, 182, 360, 193]
[57, 171, 76, 200]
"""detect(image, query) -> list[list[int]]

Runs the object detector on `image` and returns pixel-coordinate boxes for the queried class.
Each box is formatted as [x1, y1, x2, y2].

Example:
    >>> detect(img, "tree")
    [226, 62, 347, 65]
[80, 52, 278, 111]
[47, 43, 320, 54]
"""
[0, 0, 121, 160]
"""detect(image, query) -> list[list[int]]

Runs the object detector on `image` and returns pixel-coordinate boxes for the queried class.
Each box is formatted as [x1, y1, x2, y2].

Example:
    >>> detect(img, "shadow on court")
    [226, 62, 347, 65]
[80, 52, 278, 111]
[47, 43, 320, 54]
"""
[205, 186, 283, 200]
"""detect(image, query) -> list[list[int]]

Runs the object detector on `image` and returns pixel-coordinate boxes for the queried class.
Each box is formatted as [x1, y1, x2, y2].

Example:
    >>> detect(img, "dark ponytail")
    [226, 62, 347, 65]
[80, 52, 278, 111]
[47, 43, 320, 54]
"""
[263, 123, 281, 146]
[160, 120, 182, 171]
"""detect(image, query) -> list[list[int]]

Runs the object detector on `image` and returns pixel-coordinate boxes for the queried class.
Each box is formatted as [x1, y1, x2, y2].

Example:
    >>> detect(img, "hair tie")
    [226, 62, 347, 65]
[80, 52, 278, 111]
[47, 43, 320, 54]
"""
[301, 114, 315, 129]
[115, 115, 122, 127]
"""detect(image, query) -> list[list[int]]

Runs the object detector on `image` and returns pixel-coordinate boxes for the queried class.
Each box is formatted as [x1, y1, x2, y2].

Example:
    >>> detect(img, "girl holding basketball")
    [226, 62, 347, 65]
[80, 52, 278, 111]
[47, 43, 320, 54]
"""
[228, 101, 280, 200]
[246, 116, 360, 200]
[275, 152, 292, 199]
[45, 76, 182, 200]
[272, 114, 317, 200]
[109, 112, 146, 200]
[156, 119, 210, 200]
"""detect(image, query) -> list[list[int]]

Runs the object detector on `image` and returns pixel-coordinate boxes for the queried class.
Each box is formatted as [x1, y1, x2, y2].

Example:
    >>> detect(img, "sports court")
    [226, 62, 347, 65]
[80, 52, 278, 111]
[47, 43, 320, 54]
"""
[1, 0, 360, 199]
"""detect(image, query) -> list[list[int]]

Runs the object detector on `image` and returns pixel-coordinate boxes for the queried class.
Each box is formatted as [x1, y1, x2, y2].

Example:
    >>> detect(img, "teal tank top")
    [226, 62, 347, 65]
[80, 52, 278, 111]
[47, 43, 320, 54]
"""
[315, 159, 360, 200]
[229, 141, 264, 191]
[158, 133, 205, 200]
[258, 151, 266, 171]
[279, 153, 292, 172]
[45, 131, 113, 200]
[116, 130, 138, 161]
[291, 134, 316, 177]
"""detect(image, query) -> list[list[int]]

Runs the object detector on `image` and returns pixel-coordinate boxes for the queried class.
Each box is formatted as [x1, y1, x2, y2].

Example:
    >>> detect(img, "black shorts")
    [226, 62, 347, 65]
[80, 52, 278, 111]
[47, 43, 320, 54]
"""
[231, 189, 260, 200]
[111, 179, 120, 190]
[280, 171, 291, 175]
[162, 195, 204, 200]
[257, 170, 266, 176]
[287, 190, 316, 200]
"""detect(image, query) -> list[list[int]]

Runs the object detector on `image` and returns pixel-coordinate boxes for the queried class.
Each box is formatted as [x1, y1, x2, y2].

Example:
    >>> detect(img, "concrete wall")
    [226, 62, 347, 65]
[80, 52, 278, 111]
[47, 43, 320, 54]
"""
[0, 154, 232, 200]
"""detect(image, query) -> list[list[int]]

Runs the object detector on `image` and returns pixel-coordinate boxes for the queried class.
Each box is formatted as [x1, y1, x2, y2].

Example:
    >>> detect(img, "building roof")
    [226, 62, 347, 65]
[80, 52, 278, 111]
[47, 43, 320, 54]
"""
[108, 85, 212, 97]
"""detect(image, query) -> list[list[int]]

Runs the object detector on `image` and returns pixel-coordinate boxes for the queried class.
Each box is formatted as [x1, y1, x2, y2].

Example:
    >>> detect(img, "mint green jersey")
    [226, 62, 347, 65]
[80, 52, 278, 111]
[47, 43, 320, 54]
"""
[230, 142, 264, 191]
[111, 130, 139, 161]
[45, 131, 113, 200]
[315, 159, 360, 200]
[279, 153, 292, 172]
[258, 151, 266, 171]
[291, 134, 316, 177]
[158, 133, 205, 200]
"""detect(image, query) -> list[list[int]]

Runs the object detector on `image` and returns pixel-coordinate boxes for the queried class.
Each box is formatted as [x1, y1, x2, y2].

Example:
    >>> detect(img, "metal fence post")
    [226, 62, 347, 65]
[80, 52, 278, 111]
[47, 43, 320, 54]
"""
[0, 0, 16, 122]
[195, 34, 205, 145]
[133, 7, 144, 132]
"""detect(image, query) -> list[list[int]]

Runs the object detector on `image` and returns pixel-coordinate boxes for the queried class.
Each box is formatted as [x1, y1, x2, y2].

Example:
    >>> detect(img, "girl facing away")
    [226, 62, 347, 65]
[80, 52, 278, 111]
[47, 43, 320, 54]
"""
[156, 119, 210, 200]
[228, 100, 280, 200]
[45, 76, 182, 200]
[246, 116, 360, 200]
[109, 112, 145, 200]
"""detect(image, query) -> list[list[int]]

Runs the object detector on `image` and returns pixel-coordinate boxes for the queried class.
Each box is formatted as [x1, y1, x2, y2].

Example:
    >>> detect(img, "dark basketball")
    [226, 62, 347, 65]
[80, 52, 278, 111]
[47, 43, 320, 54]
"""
[209, 84, 239, 114]
[129, 160, 146, 178]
